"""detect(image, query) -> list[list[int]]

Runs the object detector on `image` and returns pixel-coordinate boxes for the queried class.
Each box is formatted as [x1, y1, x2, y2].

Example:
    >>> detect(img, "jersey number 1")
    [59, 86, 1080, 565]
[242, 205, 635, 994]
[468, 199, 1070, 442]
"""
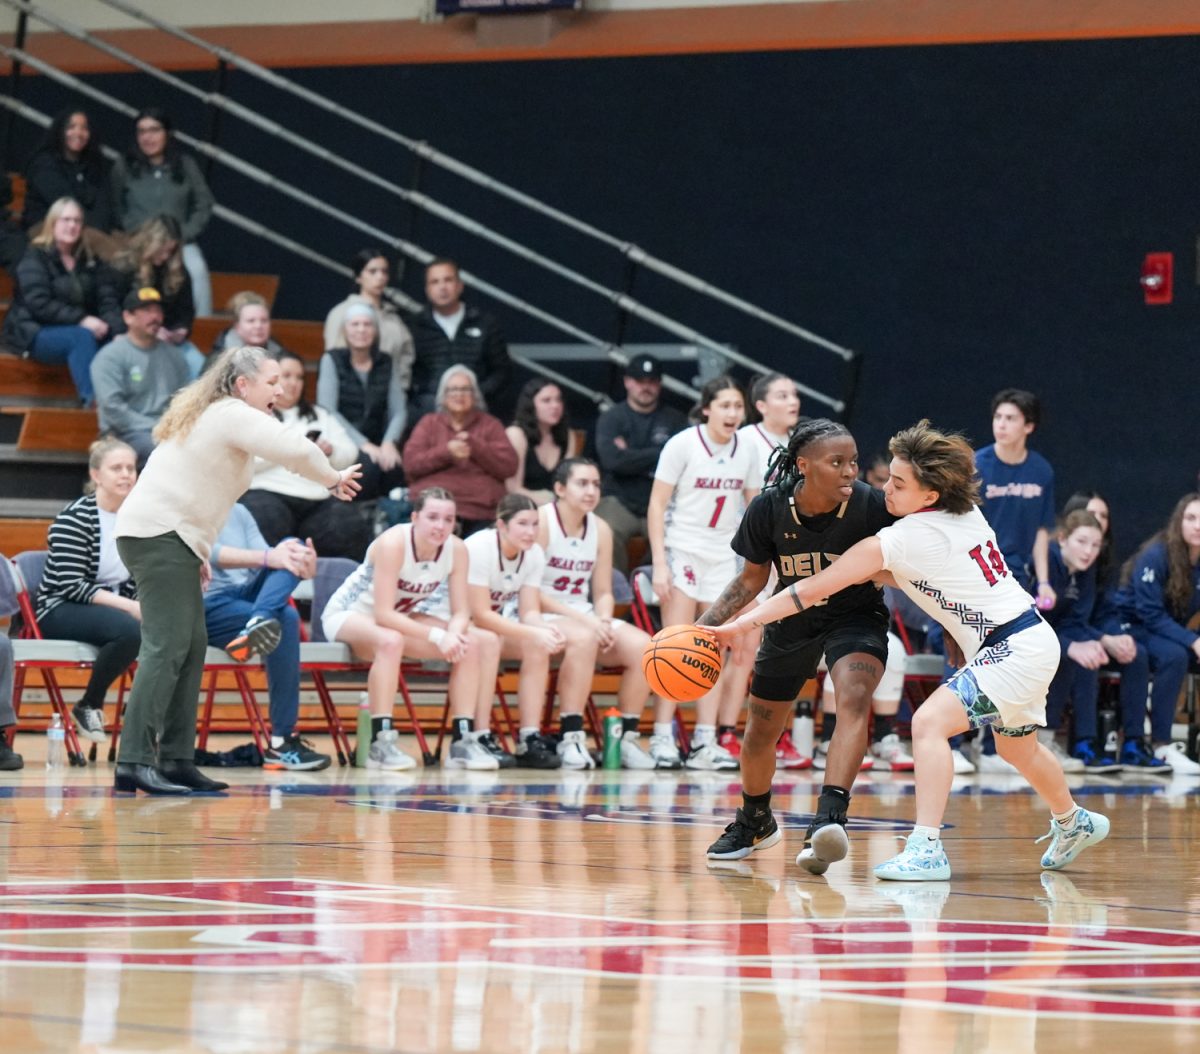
[968, 541, 1008, 586]
[708, 495, 727, 529]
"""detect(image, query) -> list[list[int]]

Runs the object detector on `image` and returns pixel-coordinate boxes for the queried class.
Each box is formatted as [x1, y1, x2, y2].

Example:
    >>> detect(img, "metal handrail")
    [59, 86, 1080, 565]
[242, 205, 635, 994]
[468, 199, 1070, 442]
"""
[0, 0, 830, 408]
[89, 0, 857, 365]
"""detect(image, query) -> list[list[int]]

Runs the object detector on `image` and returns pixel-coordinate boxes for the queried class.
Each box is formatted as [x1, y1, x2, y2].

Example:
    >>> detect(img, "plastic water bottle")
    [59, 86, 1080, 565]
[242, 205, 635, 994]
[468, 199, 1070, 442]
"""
[355, 694, 371, 769]
[602, 708, 623, 770]
[45, 713, 66, 770]
[793, 699, 815, 760]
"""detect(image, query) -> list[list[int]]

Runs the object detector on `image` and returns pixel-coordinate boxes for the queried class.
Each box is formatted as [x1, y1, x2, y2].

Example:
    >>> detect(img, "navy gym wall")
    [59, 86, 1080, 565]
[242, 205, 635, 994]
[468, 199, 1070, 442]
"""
[10, 34, 1198, 556]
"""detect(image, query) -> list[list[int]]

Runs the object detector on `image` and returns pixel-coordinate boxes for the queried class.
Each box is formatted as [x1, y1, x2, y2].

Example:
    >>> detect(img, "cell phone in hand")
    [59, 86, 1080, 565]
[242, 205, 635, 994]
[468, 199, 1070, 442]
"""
[305, 430, 322, 441]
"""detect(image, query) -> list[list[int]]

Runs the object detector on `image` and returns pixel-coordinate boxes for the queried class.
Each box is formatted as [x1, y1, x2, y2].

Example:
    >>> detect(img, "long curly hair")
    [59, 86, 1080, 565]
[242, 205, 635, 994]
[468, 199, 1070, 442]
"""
[154, 345, 271, 444]
[114, 215, 186, 296]
[36, 108, 106, 171]
[1123, 493, 1200, 619]
[766, 417, 851, 493]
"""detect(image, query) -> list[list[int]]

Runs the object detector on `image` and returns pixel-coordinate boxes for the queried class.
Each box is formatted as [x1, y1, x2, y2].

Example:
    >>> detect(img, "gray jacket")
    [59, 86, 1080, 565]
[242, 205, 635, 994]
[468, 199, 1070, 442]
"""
[90, 334, 191, 436]
[111, 152, 214, 242]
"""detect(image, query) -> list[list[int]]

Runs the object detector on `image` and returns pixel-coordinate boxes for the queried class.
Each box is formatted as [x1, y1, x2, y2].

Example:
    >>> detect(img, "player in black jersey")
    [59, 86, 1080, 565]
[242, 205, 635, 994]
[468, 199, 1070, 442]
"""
[700, 418, 894, 872]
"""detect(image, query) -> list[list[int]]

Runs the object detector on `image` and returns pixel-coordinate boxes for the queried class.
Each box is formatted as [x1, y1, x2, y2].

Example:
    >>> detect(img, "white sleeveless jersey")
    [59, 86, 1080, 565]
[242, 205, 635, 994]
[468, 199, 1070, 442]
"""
[655, 424, 753, 551]
[540, 505, 598, 614]
[466, 529, 546, 612]
[878, 506, 1038, 661]
[738, 422, 788, 491]
[325, 524, 454, 620]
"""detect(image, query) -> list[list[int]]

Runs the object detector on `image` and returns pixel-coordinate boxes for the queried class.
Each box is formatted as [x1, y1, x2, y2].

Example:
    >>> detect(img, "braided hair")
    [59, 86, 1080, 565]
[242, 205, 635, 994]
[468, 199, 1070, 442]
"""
[765, 418, 851, 493]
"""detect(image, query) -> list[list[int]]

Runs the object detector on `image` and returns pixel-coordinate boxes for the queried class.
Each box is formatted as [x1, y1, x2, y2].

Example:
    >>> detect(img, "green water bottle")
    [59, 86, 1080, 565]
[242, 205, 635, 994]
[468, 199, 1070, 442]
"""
[602, 708, 623, 770]
[355, 694, 371, 768]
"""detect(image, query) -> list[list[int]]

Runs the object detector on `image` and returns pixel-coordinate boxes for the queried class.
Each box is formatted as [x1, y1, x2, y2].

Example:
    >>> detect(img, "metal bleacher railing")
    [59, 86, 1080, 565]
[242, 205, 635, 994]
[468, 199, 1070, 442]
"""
[1, 0, 861, 414]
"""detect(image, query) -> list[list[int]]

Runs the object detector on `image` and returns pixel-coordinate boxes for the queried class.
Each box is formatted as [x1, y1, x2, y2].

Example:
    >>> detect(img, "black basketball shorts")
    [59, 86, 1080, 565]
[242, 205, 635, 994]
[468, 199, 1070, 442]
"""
[749, 613, 890, 703]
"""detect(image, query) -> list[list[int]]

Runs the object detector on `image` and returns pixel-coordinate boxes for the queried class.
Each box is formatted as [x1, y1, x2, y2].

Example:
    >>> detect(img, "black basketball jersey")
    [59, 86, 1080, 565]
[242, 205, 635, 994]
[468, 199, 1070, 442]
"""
[732, 479, 893, 634]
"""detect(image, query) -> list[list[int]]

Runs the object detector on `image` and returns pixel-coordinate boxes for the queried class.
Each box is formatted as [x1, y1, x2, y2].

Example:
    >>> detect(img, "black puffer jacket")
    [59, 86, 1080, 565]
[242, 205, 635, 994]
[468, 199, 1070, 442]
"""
[1, 244, 124, 354]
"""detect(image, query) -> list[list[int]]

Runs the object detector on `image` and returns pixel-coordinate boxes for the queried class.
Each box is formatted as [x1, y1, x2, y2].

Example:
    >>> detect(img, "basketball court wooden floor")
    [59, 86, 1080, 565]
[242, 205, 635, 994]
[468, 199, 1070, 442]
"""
[1, 738, 1199, 1053]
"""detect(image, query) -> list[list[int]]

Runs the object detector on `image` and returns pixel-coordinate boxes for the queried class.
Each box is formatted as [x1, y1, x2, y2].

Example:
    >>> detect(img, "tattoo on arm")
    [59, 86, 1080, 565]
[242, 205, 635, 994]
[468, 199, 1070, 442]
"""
[697, 579, 756, 626]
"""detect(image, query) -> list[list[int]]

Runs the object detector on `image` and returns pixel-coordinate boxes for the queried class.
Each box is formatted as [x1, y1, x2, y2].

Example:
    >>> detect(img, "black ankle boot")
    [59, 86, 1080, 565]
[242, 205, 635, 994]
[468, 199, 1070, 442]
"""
[158, 760, 229, 793]
[114, 762, 192, 795]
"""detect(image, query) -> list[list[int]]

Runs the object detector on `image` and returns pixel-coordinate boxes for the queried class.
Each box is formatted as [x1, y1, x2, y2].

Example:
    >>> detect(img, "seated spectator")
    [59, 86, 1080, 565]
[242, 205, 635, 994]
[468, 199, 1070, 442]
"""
[317, 303, 406, 501]
[205, 504, 330, 771]
[321, 488, 499, 771]
[594, 354, 687, 573]
[1111, 493, 1200, 774]
[2, 196, 123, 405]
[403, 365, 517, 536]
[22, 107, 118, 258]
[90, 287, 191, 469]
[1043, 509, 1138, 774]
[409, 258, 512, 417]
[110, 107, 214, 315]
[241, 350, 371, 562]
[112, 215, 202, 377]
[323, 248, 414, 391]
[34, 438, 141, 746]
[0, 636, 21, 770]
[504, 378, 582, 505]
[209, 290, 288, 360]
[1062, 490, 1115, 591]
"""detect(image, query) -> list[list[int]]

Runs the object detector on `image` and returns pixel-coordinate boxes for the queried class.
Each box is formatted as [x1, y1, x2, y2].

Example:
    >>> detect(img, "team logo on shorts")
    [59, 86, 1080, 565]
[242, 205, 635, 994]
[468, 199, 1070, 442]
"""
[684, 566, 697, 587]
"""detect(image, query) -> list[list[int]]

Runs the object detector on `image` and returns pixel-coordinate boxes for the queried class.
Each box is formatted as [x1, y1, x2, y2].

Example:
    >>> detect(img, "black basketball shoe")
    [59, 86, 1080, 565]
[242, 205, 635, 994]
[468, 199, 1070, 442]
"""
[707, 808, 782, 861]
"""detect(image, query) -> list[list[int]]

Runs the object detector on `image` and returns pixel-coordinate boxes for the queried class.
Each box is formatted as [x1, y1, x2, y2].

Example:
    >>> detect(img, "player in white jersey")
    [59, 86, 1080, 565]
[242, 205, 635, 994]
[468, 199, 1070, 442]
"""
[321, 487, 500, 771]
[648, 375, 757, 770]
[538, 458, 684, 771]
[713, 421, 1109, 881]
[462, 493, 569, 771]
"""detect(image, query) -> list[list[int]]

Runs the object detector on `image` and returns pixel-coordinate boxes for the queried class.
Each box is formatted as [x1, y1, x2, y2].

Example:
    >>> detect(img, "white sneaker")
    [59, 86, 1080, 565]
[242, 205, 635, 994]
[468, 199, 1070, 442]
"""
[812, 741, 873, 772]
[367, 729, 417, 771]
[1039, 730, 1085, 773]
[684, 739, 739, 771]
[448, 736, 500, 771]
[557, 730, 596, 770]
[1154, 742, 1200, 775]
[952, 749, 976, 775]
[648, 733, 683, 770]
[975, 751, 1019, 775]
[871, 733, 915, 771]
[619, 733, 656, 770]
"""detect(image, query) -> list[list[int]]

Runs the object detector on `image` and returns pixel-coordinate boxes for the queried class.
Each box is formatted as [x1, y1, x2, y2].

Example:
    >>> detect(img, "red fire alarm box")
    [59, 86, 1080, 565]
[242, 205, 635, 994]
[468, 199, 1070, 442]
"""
[1141, 252, 1173, 305]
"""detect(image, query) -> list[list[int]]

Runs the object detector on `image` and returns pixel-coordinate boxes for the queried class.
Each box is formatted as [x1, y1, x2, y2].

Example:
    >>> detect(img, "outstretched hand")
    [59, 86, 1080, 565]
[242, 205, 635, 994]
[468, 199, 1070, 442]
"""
[329, 465, 363, 502]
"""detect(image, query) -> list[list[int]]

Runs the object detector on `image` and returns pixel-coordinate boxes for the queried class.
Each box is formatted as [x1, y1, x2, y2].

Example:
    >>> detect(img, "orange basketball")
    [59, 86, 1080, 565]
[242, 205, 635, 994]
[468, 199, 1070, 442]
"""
[641, 624, 724, 702]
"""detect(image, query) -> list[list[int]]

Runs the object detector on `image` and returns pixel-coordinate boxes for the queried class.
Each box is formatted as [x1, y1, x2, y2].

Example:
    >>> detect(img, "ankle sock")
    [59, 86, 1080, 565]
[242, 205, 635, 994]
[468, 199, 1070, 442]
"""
[717, 724, 737, 737]
[742, 790, 772, 821]
[370, 716, 392, 741]
[622, 715, 640, 735]
[561, 713, 584, 735]
[520, 725, 540, 743]
[653, 721, 674, 739]
[452, 717, 474, 742]
[1053, 805, 1079, 827]
[874, 713, 895, 742]
[692, 723, 716, 745]
[912, 824, 941, 842]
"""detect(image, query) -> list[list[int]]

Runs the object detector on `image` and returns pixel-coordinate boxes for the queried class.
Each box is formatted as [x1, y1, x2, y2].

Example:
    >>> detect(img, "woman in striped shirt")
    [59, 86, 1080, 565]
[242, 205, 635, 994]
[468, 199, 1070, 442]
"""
[36, 437, 142, 744]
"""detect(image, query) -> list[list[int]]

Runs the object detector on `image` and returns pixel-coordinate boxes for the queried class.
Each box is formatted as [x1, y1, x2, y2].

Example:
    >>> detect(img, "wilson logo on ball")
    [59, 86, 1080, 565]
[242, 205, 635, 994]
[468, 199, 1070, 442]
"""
[641, 624, 724, 702]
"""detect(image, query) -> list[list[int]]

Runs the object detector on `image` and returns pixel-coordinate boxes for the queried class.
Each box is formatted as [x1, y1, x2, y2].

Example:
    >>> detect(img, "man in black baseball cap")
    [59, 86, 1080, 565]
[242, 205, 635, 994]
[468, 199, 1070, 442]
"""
[595, 354, 686, 573]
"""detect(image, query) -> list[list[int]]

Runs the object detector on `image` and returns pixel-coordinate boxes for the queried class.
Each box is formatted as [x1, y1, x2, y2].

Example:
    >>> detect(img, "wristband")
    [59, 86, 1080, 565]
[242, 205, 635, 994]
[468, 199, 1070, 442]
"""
[262, 548, 270, 568]
[428, 627, 447, 647]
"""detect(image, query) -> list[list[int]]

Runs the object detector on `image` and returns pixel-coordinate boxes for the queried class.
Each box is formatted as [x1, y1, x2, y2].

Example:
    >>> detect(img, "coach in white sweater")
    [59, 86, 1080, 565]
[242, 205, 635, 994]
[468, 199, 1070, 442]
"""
[113, 345, 361, 795]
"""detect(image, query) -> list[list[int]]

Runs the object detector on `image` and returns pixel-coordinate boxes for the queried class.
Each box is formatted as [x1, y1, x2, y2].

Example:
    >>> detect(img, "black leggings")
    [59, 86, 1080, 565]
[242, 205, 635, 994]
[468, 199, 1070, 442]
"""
[39, 601, 141, 709]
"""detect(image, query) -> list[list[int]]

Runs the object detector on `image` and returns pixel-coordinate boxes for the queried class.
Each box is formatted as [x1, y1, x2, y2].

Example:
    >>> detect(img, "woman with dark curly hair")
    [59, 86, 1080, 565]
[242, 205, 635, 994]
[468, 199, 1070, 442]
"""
[22, 108, 117, 249]
[504, 378, 581, 505]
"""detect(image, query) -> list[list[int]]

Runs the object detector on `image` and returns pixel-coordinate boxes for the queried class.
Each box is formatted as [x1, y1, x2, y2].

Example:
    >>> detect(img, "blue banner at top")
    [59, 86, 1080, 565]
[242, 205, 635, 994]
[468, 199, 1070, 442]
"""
[437, 0, 577, 12]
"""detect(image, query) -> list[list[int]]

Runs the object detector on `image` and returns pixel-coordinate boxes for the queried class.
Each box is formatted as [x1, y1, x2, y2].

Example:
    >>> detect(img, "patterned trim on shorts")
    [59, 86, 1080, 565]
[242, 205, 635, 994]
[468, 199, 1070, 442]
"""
[947, 668, 1038, 737]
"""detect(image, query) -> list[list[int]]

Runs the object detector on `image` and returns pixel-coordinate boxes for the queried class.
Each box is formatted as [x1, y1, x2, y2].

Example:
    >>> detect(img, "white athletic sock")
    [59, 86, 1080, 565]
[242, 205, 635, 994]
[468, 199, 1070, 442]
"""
[692, 724, 716, 745]
[653, 722, 674, 739]
[519, 726, 539, 742]
[270, 735, 284, 748]
[912, 824, 941, 843]
[1053, 806, 1079, 827]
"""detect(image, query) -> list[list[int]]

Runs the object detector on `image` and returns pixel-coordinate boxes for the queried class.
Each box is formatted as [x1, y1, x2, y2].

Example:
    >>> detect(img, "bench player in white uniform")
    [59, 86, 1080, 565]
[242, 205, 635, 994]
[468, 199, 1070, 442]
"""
[538, 458, 684, 770]
[737, 371, 812, 769]
[648, 376, 756, 770]
[322, 487, 500, 771]
[459, 493, 565, 770]
[713, 420, 1109, 881]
